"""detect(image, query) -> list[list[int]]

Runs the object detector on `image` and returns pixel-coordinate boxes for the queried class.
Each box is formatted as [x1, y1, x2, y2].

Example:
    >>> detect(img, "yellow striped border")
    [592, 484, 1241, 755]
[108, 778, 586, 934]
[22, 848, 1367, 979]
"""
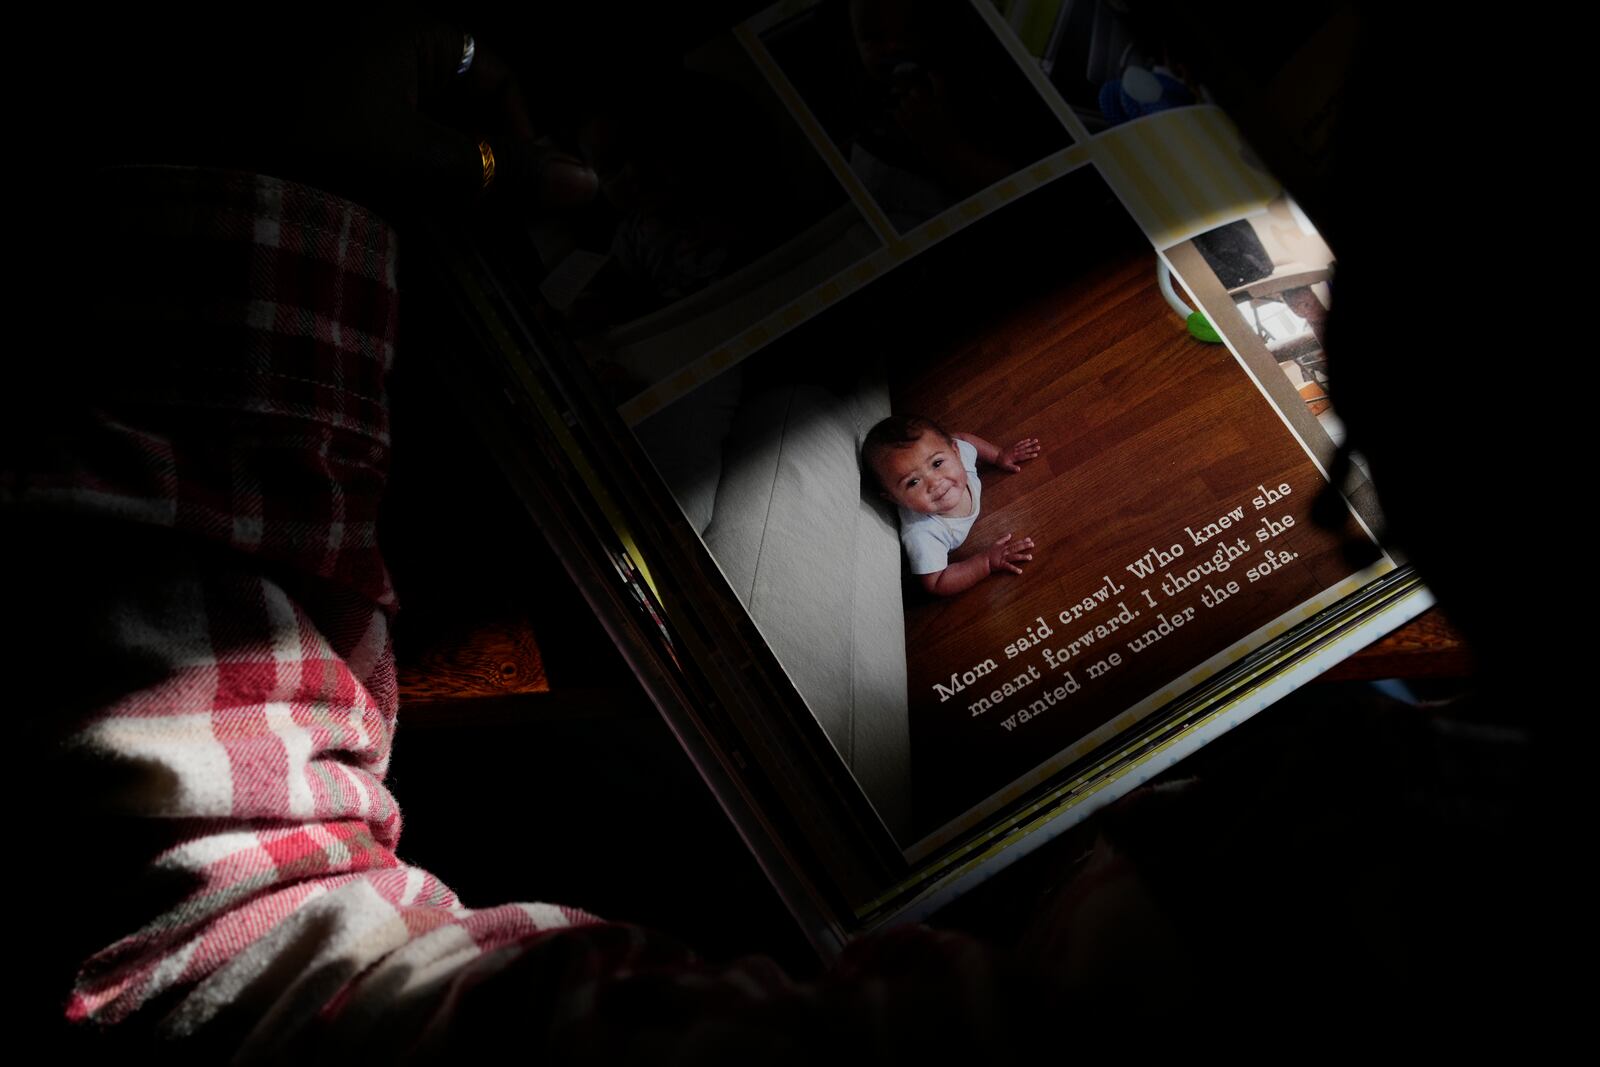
[1089, 105, 1282, 249]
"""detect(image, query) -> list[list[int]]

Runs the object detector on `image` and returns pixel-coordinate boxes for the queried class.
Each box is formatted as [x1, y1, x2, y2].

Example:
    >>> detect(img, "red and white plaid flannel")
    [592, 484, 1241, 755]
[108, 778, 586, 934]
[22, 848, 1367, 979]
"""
[8, 166, 627, 1052]
[5, 166, 1021, 1061]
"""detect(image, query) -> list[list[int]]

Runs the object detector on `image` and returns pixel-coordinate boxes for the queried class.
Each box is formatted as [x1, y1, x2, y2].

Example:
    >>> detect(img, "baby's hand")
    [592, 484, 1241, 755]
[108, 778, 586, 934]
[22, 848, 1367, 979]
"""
[998, 437, 1042, 472]
[987, 533, 1035, 576]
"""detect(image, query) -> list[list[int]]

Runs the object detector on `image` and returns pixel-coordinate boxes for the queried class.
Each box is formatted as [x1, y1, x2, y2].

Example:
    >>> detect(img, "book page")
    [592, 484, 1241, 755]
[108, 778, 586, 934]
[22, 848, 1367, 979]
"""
[634, 163, 1386, 852]
[525, 0, 1394, 858]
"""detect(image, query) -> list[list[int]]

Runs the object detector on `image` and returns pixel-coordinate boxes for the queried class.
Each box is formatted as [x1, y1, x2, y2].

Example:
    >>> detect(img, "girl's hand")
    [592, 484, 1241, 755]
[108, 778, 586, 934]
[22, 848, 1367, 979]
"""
[998, 437, 1042, 473]
[987, 533, 1035, 576]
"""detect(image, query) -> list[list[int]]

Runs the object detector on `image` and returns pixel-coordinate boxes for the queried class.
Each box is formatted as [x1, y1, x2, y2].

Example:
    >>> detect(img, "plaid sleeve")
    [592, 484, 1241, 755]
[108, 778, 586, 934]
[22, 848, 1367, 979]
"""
[5, 167, 631, 1052]
[11, 166, 399, 607]
[7, 166, 1029, 1060]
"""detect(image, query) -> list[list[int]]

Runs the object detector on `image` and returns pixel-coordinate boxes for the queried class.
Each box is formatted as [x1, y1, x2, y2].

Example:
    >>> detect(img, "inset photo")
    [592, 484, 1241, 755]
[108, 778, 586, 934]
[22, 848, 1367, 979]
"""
[533, 33, 882, 406]
[988, 0, 1210, 134]
[1179, 196, 1340, 442]
[756, 0, 1075, 234]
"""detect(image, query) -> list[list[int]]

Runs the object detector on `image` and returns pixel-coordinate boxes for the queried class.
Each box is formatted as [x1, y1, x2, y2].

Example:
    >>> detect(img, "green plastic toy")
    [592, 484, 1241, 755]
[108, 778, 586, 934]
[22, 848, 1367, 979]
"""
[1186, 310, 1221, 343]
[1158, 261, 1224, 344]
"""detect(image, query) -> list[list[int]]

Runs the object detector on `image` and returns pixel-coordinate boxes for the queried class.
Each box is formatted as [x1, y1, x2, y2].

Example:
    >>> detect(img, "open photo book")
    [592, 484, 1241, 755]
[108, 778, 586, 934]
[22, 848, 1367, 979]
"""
[425, 0, 1429, 952]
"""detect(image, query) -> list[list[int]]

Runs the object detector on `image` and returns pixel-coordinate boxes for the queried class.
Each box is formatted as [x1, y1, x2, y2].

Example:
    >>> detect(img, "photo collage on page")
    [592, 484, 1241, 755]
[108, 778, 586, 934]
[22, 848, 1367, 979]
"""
[593, 1, 1386, 854]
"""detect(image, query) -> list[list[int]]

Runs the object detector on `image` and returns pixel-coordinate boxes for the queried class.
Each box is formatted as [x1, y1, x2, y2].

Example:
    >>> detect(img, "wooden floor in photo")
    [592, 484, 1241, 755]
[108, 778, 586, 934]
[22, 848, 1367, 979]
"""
[893, 246, 1373, 838]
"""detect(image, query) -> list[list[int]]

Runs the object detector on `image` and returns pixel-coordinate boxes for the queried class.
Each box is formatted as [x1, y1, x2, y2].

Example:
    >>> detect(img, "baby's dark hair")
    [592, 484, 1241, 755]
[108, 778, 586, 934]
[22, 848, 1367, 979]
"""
[861, 415, 954, 489]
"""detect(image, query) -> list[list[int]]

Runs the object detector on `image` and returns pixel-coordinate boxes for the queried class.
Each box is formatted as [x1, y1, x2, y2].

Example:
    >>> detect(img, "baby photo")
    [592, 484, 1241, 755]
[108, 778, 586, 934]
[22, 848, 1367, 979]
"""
[633, 164, 1367, 852]
[632, 167, 1142, 846]
[863, 416, 1041, 596]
